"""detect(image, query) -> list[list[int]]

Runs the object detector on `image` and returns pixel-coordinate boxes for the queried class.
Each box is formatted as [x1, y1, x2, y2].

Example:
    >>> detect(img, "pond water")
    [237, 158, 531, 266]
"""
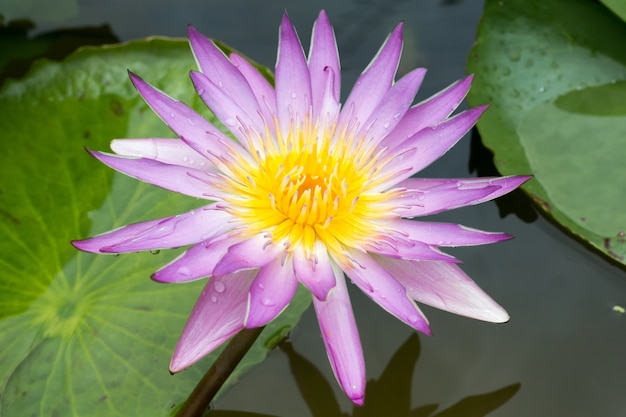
[31, 0, 626, 416]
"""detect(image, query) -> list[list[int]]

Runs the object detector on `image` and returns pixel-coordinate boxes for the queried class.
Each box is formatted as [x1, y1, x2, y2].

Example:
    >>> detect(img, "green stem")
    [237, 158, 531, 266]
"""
[175, 326, 265, 417]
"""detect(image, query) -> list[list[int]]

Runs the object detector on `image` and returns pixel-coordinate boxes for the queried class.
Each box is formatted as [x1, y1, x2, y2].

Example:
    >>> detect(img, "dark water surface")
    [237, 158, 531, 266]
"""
[33, 1, 626, 416]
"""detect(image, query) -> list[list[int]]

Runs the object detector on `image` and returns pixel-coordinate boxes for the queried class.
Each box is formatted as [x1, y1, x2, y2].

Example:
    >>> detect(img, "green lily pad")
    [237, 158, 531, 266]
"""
[601, 0, 626, 24]
[0, 38, 310, 416]
[467, 0, 626, 265]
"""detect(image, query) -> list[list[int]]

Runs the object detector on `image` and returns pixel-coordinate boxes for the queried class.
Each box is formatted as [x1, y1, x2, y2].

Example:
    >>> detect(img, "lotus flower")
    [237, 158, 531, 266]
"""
[73, 10, 529, 405]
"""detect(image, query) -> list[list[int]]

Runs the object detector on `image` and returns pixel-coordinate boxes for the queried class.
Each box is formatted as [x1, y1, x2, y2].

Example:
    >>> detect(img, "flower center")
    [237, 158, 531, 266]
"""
[221, 125, 393, 257]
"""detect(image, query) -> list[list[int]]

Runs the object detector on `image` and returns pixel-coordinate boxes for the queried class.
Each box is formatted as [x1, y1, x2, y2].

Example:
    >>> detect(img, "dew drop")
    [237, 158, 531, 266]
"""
[408, 314, 419, 323]
[290, 91, 298, 99]
[257, 283, 265, 290]
[197, 88, 205, 96]
[199, 161, 207, 167]
[506, 50, 521, 62]
[211, 295, 218, 303]
[261, 297, 275, 307]
[417, 195, 425, 201]
[214, 281, 226, 293]
[177, 266, 191, 276]
[149, 249, 161, 255]
[383, 121, 391, 129]
[225, 118, 237, 127]
[182, 155, 190, 162]
[393, 112, 402, 119]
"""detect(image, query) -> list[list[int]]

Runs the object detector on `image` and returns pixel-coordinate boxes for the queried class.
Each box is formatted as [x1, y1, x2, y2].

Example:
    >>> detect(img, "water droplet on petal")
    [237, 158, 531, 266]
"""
[214, 281, 225, 293]
[408, 314, 419, 323]
[257, 283, 265, 290]
[393, 112, 402, 119]
[290, 91, 298, 99]
[177, 266, 191, 276]
[383, 121, 391, 129]
[225, 118, 237, 127]
[182, 156, 189, 162]
[211, 295, 218, 303]
[197, 88, 205, 96]
[261, 297, 275, 307]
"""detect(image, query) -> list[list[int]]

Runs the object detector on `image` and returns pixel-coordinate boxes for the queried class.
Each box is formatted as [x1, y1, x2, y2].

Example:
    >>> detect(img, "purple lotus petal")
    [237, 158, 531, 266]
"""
[313, 267, 365, 406]
[88, 150, 216, 199]
[308, 10, 340, 119]
[376, 106, 488, 189]
[128, 72, 247, 163]
[363, 238, 459, 263]
[170, 269, 257, 372]
[317, 67, 340, 132]
[152, 236, 235, 283]
[72, 218, 163, 253]
[359, 67, 427, 146]
[381, 75, 474, 149]
[188, 26, 263, 123]
[384, 219, 512, 247]
[110, 138, 214, 170]
[99, 205, 232, 253]
[293, 243, 336, 301]
[401, 176, 532, 202]
[229, 53, 278, 129]
[375, 255, 509, 322]
[337, 250, 431, 335]
[276, 12, 312, 136]
[212, 233, 286, 276]
[245, 258, 298, 328]
[338, 23, 403, 131]
[389, 185, 500, 218]
[392, 175, 532, 216]
[190, 70, 265, 145]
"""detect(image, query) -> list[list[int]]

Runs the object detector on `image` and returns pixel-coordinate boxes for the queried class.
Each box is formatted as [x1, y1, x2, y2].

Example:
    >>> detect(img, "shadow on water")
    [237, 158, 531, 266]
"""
[209, 334, 520, 417]
[0, 17, 119, 86]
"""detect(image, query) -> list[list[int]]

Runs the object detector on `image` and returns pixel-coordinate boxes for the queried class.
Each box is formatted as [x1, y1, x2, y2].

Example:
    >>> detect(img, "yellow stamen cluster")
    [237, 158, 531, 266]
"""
[221, 122, 396, 258]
